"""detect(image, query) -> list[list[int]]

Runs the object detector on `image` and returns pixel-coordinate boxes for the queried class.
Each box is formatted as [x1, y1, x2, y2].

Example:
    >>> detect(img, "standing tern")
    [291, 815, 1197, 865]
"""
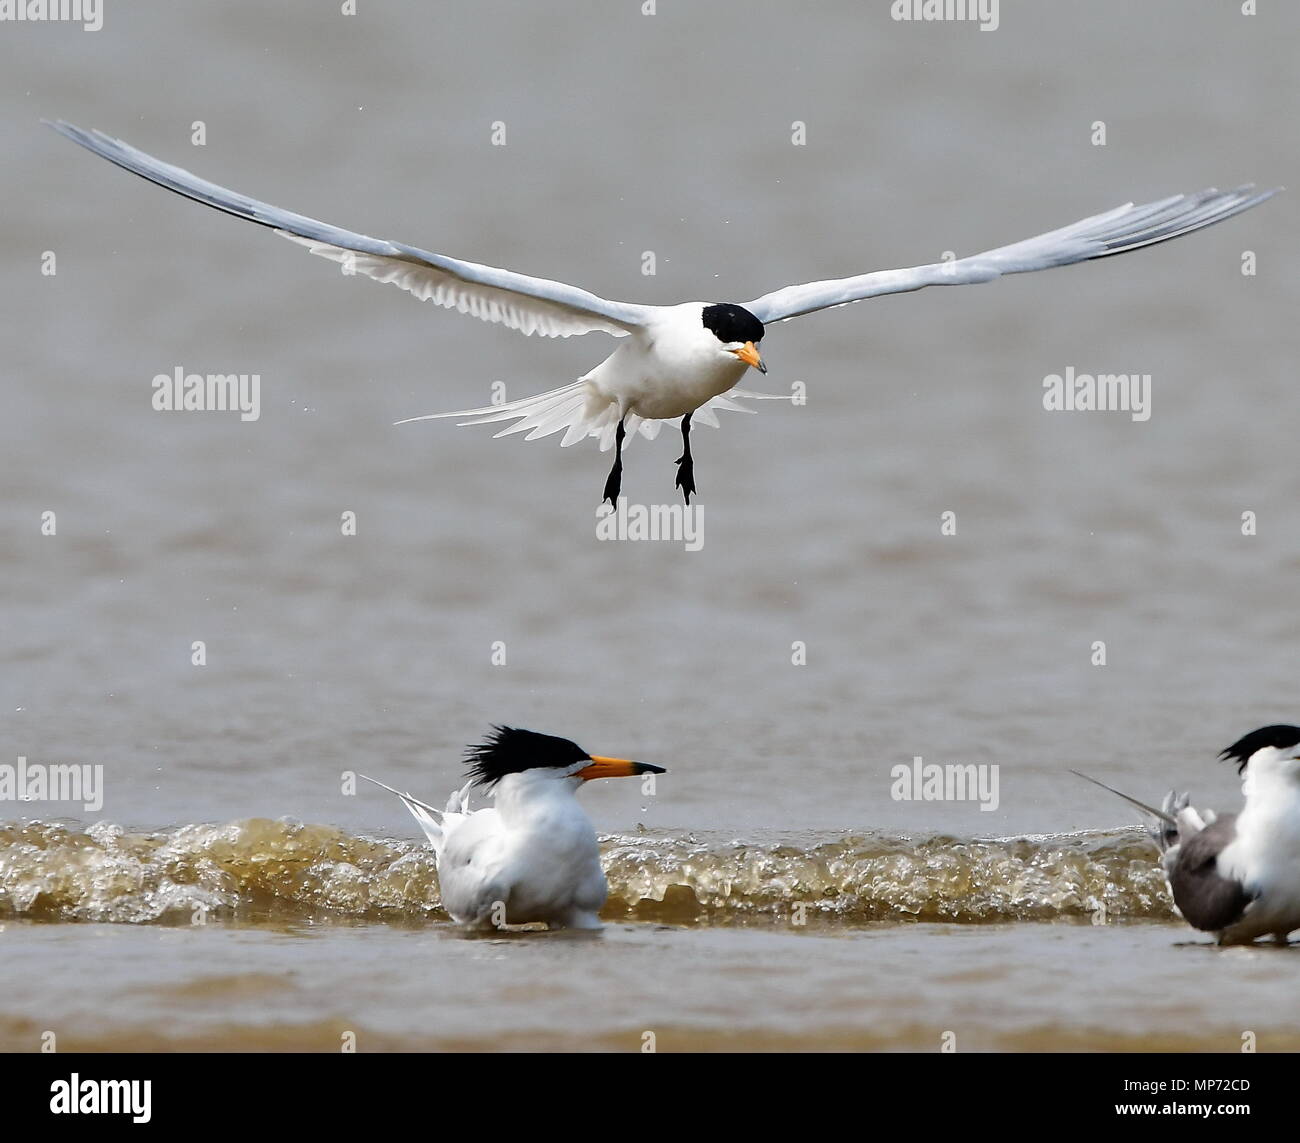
[1074, 725, 1300, 946]
[50, 121, 1277, 506]
[361, 726, 664, 930]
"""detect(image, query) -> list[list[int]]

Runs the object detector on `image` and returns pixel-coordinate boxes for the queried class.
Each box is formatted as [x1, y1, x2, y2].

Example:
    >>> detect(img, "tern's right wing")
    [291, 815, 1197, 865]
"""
[49, 121, 651, 339]
[742, 186, 1278, 324]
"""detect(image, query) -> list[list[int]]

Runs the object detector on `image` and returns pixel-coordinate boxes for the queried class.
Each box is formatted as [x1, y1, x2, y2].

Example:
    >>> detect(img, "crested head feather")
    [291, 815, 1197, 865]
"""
[1219, 724, 1300, 774]
[464, 725, 590, 787]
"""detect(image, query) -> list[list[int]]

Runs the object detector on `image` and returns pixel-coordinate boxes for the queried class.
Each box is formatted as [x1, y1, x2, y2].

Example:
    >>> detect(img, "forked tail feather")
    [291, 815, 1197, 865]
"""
[358, 773, 474, 864]
[395, 383, 784, 452]
[1070, 769, 1185, 851]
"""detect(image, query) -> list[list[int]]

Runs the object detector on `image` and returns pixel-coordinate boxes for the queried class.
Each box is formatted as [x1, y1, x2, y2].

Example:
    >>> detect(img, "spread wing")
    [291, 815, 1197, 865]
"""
[743, 186, 1278, 324]
[48, 120, 651, 339]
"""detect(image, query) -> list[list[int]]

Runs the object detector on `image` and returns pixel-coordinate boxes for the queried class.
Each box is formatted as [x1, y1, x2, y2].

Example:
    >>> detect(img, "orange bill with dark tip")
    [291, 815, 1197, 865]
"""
[579, 756, 667, 780]
[732, 341, 766, 373]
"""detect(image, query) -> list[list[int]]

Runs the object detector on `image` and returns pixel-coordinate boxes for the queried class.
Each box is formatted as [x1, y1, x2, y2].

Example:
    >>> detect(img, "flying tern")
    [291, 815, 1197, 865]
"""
[361, 726, 664, 930]
[1074, 725, 1300, 946]
[50, 121, 1277, 506]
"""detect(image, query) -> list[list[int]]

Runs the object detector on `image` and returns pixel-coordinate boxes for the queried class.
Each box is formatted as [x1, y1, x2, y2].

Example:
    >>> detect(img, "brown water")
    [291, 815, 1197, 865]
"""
[2, 1, 1298, 1050]
[3, 817, 1299, 1051]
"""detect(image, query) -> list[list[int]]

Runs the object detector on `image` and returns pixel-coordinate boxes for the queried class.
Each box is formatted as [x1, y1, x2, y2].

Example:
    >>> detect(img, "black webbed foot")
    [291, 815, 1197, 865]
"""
[674, 453, 695, 504]
[674, 412, 695, 504]
[602, 418, 627, 507]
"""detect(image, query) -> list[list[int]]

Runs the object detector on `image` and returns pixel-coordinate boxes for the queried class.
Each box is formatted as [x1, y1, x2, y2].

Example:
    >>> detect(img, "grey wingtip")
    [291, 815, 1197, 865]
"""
[1237, 184, 1282, 203]
[1234, 184, 1283, 210]
[44, 119, 103, 149]
[45, 118, 85, 136]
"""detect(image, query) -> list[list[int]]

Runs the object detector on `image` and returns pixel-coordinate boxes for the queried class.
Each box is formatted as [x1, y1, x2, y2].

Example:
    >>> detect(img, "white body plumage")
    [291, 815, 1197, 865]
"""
[435, 771, 609, 930]
[1214, 750, 1300, 943]
[361, 727, 663, 931]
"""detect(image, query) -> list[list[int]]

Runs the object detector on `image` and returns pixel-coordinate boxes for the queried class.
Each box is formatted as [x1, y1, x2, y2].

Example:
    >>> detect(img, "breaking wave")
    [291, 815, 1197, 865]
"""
[0, 818, 1174, 926]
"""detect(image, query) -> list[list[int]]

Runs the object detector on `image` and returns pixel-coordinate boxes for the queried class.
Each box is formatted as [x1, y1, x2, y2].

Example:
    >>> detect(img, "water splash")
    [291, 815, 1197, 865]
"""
[0, 818, 1173, 926]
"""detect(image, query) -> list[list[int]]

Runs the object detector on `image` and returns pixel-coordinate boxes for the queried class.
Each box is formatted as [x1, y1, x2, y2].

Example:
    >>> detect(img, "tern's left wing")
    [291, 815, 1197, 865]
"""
[48, 121, 650, 339]
[742, 186, 1277, 325]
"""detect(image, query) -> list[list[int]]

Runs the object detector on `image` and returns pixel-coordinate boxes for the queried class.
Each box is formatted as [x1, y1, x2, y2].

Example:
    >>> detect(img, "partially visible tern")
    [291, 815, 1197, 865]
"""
[1074, 725, 1300, 946]
[50, 121, 1278, 505]
[361, 726, 664, 930]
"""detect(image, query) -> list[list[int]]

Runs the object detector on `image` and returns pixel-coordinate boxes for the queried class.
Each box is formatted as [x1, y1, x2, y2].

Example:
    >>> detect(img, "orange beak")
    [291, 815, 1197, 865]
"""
[578, 755, 667, 781]
[731, 341, 766, 374]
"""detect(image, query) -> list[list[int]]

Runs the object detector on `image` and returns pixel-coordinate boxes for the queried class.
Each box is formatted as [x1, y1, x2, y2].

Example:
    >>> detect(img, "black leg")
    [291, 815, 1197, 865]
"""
[674, 413, 696, 504]
[602, 418, 626, 507]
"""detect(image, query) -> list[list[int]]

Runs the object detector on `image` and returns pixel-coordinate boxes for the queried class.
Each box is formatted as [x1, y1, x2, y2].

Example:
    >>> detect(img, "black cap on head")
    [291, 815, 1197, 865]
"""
[465, 725, 590, 787]
[702, 303, 764, 345]
[1219, 724, 1300, 774]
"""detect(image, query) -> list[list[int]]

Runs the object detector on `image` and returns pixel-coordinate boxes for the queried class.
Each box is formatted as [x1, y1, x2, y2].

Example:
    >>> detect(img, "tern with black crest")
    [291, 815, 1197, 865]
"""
[1074, 724, 1300, 946]
[50, 121, 1277, 506]
[361, 726, 664, 930]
